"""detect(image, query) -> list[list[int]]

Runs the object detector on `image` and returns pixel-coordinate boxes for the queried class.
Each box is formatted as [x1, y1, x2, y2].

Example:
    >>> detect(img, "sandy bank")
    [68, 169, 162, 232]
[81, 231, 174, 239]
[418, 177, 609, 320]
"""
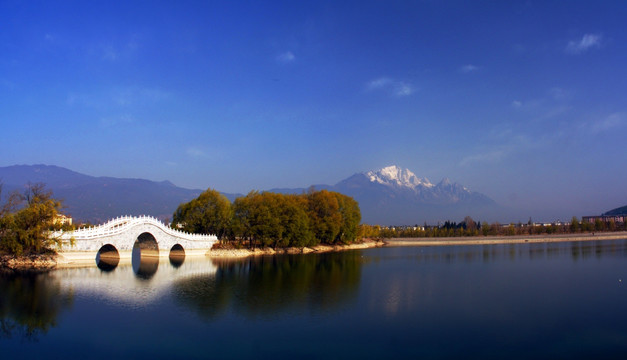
[206, 238, 385, 258]
[383, 231, 627, 247]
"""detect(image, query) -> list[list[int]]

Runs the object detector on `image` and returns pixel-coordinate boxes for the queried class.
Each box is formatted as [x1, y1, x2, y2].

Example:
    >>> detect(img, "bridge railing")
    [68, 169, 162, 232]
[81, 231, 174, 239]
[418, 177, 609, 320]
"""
[65, 215, 217, 241]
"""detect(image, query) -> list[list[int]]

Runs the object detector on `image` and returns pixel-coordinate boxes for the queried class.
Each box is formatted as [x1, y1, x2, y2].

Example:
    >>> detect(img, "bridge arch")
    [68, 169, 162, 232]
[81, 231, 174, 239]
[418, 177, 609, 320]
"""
[59, 215, 218, 265]
[96, 244, 120, 271]
[169, 244, 185, 267]
[134, 232, 160, 257]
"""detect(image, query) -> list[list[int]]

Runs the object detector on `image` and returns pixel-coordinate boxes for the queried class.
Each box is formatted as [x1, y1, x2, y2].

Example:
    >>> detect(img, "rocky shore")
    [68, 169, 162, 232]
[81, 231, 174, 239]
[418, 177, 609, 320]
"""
[0, 253, 58, 271]
[206, 238, 385, 258]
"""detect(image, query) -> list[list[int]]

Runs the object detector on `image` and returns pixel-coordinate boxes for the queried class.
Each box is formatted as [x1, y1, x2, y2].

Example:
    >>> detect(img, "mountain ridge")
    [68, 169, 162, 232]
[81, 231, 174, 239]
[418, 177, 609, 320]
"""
[0, 164, 224, 223]
[1, 164, 499, 225]
[604, 205, 627, 216]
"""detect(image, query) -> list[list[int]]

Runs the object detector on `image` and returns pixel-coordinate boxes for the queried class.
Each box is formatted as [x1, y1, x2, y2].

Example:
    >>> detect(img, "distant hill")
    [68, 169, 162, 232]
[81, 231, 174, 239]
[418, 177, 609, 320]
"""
[272, 165, 500, 225]
[0, 165, 239, 224]
[604, 205, 627, 216]
[0, 164, 500, 225]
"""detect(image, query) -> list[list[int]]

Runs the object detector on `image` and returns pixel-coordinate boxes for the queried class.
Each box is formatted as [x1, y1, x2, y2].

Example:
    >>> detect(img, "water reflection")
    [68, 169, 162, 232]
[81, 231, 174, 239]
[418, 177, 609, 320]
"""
[55, 257, 218, 305]
[174, 252, 362, 319]
[96, 257, 118, 272]
[96, 244, 120, 271]
[363, 240, 627, 318]
[132, 253, 159, 279]
[169, 245, 185, 268]
[1, 239, 626, 359]
[370, 240, 627, 264]
[0, 270, 73, 340]
[131, 237, 162, 279]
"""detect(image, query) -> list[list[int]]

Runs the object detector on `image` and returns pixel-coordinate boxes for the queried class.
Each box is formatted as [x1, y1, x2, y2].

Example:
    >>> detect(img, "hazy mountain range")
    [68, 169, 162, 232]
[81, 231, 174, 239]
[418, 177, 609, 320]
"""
[0, 164, 532, 225]
[269, 166, 500, 224]
[0, 165, 207, 224]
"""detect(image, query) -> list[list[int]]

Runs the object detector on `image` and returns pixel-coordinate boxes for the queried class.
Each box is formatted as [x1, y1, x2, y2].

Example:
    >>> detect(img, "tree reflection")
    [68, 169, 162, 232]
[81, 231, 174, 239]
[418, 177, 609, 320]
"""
[173, 251, 362, 319]
[0, 270, 73, 341]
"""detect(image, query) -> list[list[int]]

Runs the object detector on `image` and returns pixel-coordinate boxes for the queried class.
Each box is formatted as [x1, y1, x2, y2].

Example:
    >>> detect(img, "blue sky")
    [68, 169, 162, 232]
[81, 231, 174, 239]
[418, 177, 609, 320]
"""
[1, 0, 626, 221]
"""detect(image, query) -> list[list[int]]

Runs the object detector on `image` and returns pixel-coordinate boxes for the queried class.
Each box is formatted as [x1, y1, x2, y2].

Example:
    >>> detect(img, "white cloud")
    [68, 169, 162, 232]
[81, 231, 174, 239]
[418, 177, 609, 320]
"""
[460, 150, 507, 166]
[276, 51, 295, 63]
[99, 114, 135, 128]
[510, 87, 572, 122]
[103, 45, 118, 61]
[186, 147, 208, 158]
[67, 92, 96, 107]
[394, 82, 414, 96]
[68, 87, 171, 108]
[366, 77, 414, 97]
[549, 87, 569, 101]
[459, 132, 542, 167]
[566, 34, 602, 54]
[96, 34, 142, 62]
[185, 146, 224, 160]
[591, 113, 624, 133]
[115, 87, 170, 106]
[459, 64, 479, 73]
[367, 77, 392, 90]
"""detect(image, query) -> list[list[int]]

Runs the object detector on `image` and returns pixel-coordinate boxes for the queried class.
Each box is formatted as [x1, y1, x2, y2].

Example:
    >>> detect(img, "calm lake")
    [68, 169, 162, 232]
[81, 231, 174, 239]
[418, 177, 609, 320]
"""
[2, 240, 626, 359]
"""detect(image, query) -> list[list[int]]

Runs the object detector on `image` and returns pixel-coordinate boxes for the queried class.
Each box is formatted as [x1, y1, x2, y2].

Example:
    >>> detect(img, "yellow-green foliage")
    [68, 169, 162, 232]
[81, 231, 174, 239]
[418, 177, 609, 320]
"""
[175, 189, 361, 248]
[0, 184, 72, 256]
[171, 188, 232, 240]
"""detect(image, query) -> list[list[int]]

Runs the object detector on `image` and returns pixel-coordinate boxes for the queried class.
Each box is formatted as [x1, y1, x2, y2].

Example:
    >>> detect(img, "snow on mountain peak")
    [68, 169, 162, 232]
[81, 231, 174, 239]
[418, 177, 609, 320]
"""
[366, 165, 434, 189]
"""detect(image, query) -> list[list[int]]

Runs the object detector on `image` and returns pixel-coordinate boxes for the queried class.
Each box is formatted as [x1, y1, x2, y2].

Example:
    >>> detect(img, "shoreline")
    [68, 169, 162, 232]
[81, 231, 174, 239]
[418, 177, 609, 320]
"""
[0, 239, 386, 270]
[206, 238, 386, 258]
[2, 232, 626, 270]
[0, 253, 59, 272]
[383, 231, 627, 247]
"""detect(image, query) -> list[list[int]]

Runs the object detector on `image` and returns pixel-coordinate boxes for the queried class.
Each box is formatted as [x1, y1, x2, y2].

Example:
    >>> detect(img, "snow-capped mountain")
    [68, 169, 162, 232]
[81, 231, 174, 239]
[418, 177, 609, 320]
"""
[366, 165, 434, 189]
[333, 165, 498, 224]
[337, 165, 480, 203]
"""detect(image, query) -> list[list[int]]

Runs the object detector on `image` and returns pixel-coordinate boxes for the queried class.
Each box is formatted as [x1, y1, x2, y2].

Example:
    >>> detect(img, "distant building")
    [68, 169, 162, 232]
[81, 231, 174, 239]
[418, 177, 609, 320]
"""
[582, 215, 626, 224]
[55, 214, 73, 226]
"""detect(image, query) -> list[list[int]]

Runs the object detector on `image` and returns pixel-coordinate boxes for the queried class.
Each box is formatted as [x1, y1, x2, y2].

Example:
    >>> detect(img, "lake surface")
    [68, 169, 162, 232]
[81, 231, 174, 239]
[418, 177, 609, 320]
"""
[1, 240, 626, 359]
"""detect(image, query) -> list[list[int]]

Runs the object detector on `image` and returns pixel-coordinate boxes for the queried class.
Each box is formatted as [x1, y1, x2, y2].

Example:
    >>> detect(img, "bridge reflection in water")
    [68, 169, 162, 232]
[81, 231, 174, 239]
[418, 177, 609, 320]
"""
[55, 255, 218, 305]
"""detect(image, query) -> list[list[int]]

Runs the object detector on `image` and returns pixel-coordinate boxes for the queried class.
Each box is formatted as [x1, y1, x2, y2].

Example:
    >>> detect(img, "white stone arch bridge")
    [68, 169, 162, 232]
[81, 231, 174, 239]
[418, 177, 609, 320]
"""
[58, 215, 218, 263]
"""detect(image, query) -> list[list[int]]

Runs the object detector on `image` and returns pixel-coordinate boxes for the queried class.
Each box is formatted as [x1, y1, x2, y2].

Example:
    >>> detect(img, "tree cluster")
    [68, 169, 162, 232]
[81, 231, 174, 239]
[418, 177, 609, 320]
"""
[171, 189, 362, 248]
[0, 184, 72, 256]
[370, 215, 627, 239]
